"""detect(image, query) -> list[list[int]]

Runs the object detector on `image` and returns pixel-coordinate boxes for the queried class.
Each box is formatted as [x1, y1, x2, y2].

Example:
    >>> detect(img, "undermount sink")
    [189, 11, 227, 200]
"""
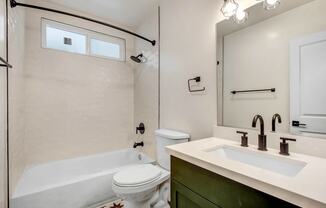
[204, 145, 307, 177]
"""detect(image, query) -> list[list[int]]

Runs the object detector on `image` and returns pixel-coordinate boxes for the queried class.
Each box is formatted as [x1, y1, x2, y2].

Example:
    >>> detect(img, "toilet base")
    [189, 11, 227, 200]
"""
[116, 187, 156, 208]
[124, 200, 151, 208]
[112, 165, 170, 208]
[122, 182, 170, 208]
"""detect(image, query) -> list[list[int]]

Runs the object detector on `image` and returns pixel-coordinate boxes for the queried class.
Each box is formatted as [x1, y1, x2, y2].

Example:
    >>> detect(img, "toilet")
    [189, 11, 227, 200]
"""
[112, 129, 190, 208]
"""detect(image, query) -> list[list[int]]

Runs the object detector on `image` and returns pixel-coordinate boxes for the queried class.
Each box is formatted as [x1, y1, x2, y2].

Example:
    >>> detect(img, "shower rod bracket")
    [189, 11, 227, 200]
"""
[10, 0, 17, 7]
[10, 0, 157, 46]
[0, 56, 12, 68]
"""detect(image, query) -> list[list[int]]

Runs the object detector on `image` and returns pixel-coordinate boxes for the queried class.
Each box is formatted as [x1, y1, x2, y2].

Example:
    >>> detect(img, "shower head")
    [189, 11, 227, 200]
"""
[130, 54, 144, 63]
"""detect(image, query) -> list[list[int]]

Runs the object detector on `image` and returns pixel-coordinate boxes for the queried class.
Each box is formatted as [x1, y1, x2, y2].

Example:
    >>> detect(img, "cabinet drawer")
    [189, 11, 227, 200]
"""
[171, 156, 299, 208]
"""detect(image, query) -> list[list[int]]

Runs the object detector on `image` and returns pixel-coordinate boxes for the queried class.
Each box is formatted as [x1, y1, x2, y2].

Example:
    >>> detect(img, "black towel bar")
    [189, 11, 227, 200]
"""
[188, 76, 206, 92]
[231, 88, 275, 94]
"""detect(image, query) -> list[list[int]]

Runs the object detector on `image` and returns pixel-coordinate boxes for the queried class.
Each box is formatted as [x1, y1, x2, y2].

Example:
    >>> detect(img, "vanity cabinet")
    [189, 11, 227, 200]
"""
[171, 156, 299, 208]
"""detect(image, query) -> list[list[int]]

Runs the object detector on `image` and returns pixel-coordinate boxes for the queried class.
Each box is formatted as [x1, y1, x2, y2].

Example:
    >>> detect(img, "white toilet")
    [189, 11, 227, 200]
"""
[112, 129, 190, 208]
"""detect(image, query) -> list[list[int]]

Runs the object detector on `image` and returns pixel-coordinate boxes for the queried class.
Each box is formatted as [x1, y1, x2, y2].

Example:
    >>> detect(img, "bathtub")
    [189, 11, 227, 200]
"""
[11, 149, 154, 208]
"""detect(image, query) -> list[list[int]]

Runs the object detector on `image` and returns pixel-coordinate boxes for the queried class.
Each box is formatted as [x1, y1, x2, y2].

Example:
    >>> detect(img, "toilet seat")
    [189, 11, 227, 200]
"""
[113, 164, 162, 187]
[112, 164, 170, 195]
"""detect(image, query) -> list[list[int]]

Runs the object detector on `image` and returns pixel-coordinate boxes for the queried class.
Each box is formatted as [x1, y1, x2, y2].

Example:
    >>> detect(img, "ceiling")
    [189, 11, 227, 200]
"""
[43, 0, 159, 28]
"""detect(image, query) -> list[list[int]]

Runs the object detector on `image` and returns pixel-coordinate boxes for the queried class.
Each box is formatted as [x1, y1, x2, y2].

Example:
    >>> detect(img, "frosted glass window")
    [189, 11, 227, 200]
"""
[90, 39, 121, 59]
[42, 19, 126, 62]
[45, 26, 86, 54]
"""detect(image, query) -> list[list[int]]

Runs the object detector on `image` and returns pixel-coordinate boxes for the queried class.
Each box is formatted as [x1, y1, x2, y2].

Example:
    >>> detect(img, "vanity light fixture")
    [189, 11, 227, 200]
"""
[233, 7, 248, 24]
[221, 0, 239, 19]
[220, 0, 281, 24]
[263, 0, 281, 10]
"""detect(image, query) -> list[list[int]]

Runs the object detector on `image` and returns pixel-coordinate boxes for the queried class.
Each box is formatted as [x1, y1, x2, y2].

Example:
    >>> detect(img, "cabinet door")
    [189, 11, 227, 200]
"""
[171, 180, 220, 208]
[172, 157, 299, 208]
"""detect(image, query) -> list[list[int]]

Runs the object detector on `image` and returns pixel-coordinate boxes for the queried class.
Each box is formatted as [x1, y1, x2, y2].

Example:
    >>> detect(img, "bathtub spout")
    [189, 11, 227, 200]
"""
[133, 141, 144, 148]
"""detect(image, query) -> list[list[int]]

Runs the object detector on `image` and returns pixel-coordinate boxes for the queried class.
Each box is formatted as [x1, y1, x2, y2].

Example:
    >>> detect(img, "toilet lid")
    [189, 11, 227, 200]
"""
[113, 164, 162, 187]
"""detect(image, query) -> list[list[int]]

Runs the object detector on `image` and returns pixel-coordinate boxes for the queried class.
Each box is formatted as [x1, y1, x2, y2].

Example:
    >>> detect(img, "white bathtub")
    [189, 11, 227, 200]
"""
[11, 149, 154, 208]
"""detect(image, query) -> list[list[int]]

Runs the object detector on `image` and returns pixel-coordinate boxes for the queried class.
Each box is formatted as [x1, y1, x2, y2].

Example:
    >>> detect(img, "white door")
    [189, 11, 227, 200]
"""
[0, 0, 6, 207]
[290, 31, 326, 135]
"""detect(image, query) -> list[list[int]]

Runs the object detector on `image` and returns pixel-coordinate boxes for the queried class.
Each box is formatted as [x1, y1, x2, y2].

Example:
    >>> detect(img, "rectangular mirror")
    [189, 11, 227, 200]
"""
[217, 0, 326, 138]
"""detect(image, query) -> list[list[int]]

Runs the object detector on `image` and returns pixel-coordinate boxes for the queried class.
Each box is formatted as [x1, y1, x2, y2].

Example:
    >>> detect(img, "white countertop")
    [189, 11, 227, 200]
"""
[166, 137, 326, 208]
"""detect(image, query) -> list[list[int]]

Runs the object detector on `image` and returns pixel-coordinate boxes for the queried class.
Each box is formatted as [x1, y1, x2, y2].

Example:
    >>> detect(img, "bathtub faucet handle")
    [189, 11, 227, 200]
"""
[136, 123, 145, 134]
[133, 141, 144, 148]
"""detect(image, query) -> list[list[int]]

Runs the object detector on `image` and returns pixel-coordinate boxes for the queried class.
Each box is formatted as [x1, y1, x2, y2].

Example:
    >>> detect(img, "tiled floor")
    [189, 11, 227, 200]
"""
[96, 199, 124, 208]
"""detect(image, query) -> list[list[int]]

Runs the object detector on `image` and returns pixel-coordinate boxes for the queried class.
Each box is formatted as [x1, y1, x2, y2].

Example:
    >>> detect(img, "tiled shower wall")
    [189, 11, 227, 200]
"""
[9, 0, 137, 194]
[22, 1, 135, 167]
[134, 9, 159, 159]
[8, 0, 26, 196]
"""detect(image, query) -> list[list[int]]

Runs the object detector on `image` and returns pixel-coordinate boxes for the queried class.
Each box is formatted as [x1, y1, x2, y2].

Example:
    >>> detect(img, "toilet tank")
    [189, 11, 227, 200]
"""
[155, 129, 190, 170]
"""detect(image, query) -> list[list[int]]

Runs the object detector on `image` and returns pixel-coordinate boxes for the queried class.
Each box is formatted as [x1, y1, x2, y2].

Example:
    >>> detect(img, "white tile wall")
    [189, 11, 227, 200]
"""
[134, 9, 159, 159]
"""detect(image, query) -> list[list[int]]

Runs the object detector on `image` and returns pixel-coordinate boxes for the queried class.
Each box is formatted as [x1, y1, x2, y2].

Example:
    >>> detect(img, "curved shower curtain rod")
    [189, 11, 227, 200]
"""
[10, 0, 157, 46]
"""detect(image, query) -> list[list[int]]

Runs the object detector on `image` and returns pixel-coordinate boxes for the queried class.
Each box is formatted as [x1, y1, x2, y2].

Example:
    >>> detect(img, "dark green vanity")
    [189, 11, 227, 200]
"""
[171, 156, 300, 208]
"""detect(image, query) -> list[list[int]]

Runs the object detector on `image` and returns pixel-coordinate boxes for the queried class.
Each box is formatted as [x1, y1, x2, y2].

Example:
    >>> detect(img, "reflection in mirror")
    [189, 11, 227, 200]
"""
[217, 0, 326, 138]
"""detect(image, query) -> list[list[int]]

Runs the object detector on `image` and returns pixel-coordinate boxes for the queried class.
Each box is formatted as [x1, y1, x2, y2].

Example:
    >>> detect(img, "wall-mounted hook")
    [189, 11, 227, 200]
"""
[188, 76, 206, 92]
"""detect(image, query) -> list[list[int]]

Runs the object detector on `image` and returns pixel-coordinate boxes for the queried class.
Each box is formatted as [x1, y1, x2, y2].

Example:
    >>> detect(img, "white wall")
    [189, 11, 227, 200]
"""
[134, 10, 159, 159]
[223, 0, 326, 132]
[8, 0, 26, 196]
[159, 0, 220, 140]
[0, 0, 7, 206]
[217, 0, 257, 125]
[159, 0, 256, 141]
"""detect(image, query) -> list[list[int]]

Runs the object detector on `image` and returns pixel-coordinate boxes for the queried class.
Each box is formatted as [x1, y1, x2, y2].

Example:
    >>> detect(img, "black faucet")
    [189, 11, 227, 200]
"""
[272, 114, 282, 132]
[252, 115, 267, 151]
[133, 141, 144, 148]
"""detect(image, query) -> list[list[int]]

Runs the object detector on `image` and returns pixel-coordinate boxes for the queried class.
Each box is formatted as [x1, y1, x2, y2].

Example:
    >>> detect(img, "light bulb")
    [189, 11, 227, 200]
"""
[263, 0, 280, 10]
[266, 0, 278, 4]
[233, 8, 248, 24]
[221, 0, 239, 19]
